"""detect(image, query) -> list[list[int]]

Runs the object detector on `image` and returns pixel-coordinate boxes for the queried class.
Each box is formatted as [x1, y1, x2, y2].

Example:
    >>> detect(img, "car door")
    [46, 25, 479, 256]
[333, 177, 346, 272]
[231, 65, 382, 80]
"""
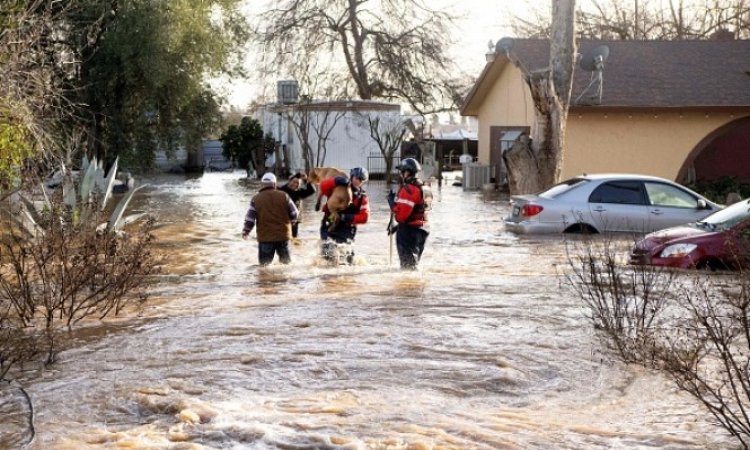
[642, 181, 707, 231]
[587, 180, 649, 232]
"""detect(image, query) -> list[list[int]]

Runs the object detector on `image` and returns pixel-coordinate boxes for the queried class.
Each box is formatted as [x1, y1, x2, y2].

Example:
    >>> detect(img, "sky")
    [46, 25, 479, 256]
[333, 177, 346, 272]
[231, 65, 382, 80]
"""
[220, 1, 553, 108]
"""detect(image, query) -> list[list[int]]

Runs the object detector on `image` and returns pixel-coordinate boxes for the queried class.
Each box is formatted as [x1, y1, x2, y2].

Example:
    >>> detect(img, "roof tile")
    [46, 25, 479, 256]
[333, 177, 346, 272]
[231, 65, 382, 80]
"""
[500, 39, 750, 108]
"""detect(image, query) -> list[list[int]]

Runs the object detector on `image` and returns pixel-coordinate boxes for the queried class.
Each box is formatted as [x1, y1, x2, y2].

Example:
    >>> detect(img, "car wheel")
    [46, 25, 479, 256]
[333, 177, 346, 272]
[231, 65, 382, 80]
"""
[564, 223, 599, 234]
[696, 258, 729, 271]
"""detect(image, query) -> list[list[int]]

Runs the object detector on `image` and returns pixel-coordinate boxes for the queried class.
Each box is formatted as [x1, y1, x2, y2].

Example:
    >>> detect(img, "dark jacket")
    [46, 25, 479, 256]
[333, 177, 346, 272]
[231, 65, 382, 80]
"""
[324, 186, 369, 242]
[279, 178, 315, 206]
[243, 187, 299, 242]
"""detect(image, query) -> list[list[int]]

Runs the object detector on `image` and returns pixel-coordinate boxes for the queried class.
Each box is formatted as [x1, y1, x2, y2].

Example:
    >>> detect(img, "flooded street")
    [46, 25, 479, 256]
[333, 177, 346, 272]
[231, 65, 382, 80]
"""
[5, 171, 733, 449]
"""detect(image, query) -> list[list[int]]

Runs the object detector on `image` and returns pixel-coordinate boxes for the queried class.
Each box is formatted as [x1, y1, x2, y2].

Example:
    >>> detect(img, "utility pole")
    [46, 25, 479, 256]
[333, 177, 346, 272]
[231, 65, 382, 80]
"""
[276, 111, 283, 175]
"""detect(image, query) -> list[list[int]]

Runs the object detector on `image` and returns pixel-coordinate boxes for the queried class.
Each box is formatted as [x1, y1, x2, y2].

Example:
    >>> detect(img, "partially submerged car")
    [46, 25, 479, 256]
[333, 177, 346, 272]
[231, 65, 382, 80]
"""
[630, 198, 750, 270]
[504, 174, 721, 234]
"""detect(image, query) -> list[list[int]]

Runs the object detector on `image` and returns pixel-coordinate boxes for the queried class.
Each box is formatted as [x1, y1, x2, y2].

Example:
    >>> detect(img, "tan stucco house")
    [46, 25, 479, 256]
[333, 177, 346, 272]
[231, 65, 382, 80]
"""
[460, 38, 750, 186]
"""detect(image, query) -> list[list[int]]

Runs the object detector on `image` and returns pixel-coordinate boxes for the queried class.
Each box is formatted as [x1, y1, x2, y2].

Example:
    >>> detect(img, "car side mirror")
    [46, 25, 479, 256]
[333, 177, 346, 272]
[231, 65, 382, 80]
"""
[697, 199, 708, 210]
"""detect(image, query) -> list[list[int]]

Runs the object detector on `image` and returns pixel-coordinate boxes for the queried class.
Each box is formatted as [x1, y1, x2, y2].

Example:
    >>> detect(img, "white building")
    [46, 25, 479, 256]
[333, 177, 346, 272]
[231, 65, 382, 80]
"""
[254, 100, 404, 176]
[153, 148, 188, 172]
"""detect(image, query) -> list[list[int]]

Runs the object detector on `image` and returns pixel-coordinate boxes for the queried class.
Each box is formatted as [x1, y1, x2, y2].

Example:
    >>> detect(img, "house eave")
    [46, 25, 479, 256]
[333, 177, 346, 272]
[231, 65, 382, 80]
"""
[568, 105, 750, 113]
[460, 54, 510, 117]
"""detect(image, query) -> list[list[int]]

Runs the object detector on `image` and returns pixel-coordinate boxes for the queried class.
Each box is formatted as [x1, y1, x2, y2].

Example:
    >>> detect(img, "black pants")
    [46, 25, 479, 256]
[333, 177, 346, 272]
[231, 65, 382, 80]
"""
[291, 221, 300, 238]
[396, 225, 428, 270]
[258, 241, 291, 266]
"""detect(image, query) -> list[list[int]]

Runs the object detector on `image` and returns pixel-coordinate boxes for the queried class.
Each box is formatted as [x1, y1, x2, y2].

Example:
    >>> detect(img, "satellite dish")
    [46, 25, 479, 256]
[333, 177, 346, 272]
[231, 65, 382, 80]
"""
[579, 45, 610, 71]
[574, 45, 611, 105]
[495, 37, 514, 55]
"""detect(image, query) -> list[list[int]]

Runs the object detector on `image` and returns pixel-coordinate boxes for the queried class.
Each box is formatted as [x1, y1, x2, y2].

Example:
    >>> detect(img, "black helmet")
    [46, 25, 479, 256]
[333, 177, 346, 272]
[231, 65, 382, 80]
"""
[398, 158, 421, 174]
[350, 167, 369, 182]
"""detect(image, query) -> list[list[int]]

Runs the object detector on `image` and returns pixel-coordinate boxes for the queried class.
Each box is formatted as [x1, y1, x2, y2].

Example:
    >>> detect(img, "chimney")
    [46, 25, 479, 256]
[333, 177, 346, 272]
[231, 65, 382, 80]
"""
[485, 39, 496, 62]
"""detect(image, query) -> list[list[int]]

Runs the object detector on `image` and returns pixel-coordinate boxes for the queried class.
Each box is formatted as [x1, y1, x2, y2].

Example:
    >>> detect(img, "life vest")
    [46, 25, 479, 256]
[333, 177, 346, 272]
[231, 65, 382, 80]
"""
[395, 180, 430, 227]
[340, 187, 369, 225]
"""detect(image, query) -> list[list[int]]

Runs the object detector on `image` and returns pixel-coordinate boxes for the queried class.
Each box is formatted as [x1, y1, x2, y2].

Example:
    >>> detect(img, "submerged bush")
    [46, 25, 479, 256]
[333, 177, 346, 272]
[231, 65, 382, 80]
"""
[0, 158, 160, 377]
[566, 235, 750, 448]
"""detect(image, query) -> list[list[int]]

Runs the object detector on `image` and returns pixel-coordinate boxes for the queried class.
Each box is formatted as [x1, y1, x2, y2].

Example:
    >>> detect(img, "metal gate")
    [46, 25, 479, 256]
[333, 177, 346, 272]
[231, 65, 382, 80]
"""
[367, 152, 401, 179]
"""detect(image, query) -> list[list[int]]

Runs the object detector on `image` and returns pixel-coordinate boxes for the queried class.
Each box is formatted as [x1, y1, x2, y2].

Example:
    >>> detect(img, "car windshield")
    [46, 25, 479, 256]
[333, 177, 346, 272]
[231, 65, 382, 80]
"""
[538, 177, 588, 198]
[699, 199, 750, 229]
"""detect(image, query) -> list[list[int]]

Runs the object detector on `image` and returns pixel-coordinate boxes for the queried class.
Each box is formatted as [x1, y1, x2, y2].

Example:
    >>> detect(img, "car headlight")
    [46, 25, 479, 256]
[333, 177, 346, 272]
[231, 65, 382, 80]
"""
[659, 243, 698, 258]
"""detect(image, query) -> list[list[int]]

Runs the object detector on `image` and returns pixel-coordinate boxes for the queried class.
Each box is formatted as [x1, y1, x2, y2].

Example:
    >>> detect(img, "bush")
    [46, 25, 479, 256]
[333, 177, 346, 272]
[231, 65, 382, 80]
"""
[0, 158, 160, 376]
[566, 235, 750, 448]
[688, 176, 750, 204]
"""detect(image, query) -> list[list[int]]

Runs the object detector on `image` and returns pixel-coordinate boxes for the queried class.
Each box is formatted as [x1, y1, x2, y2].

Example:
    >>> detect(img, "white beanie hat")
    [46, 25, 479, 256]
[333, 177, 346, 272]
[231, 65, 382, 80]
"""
[261, 172, 277, 184]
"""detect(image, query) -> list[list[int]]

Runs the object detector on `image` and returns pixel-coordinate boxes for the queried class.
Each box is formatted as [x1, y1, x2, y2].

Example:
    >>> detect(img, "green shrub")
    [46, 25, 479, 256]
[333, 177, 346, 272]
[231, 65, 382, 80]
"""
[688, 176, 750, 204]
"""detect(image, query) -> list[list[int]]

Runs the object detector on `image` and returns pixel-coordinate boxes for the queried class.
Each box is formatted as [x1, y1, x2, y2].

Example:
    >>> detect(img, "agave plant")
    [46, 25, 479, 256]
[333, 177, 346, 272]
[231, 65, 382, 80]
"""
[11, 156, 147, 236]
[0, 156, 159, 376]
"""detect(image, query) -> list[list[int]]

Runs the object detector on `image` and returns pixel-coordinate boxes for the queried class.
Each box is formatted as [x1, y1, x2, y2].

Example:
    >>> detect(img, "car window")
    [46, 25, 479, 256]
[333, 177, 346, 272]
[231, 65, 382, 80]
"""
[588, 181, 645, 205]
[644, 182, 698, 208]
[538, 177, 588, 198]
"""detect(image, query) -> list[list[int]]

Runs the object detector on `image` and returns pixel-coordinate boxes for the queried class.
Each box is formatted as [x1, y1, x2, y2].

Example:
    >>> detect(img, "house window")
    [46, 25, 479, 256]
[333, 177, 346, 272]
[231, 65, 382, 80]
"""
[499, 130, 524, 154]
[495, 129, 527, 185]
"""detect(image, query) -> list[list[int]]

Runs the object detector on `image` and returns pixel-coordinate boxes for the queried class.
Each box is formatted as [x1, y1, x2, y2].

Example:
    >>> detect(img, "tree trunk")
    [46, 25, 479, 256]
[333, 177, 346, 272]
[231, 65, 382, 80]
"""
[506, 0, 576, 195]
[504, 135, 539, 194]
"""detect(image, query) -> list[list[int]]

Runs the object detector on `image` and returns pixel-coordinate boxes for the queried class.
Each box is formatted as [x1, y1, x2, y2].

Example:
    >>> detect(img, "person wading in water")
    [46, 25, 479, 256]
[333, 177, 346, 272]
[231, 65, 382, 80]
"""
[242, 172, 299, 266]
[387, 158, 431, 270]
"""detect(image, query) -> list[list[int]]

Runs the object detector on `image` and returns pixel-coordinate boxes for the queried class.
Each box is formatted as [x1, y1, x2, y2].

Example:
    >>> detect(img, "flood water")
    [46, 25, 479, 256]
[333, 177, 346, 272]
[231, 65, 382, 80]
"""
[2, 171, 733, 449]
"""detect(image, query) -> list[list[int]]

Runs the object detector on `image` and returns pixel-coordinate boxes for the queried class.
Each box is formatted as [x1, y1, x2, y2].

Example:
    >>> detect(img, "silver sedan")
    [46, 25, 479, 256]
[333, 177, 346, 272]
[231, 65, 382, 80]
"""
[504, 174, 722, 234]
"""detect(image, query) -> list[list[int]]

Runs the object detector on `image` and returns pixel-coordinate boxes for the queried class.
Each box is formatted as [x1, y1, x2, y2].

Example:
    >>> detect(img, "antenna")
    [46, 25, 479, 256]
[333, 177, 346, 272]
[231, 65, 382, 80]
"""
[575, 45, 610, 105]
[494, 37, 514, 56]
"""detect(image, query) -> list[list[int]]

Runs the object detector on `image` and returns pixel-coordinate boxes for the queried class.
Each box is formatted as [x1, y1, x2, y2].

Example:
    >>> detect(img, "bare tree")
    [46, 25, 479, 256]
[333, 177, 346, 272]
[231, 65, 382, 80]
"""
[0, 0, 83, 187]
[286, 99, 347, 171]
[656, 274, 750, 446]
[564, 235, 678, 362]
[356, 112, 408, 184]
[254, 0, 466, 115]
[567, 235, 750, 448]
[0, 165, 160, 368]
[512, 0, 750, 40]
[505, 0, 577, 195]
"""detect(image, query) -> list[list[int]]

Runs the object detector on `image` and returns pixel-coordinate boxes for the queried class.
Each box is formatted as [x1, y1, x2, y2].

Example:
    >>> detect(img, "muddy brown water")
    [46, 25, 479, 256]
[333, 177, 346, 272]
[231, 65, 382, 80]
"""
[0, 171, 732, 449]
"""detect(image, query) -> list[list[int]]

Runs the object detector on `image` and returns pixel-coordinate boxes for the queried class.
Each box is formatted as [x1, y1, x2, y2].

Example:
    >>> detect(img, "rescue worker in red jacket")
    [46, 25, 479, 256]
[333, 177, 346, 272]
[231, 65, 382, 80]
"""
[387, 158, 430, 270]
[319, 167, 370, 264]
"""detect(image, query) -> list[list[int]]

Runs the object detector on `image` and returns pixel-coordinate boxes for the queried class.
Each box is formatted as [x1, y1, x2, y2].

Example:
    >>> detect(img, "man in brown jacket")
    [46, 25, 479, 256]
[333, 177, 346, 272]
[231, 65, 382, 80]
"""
[242, 173, 299, 266]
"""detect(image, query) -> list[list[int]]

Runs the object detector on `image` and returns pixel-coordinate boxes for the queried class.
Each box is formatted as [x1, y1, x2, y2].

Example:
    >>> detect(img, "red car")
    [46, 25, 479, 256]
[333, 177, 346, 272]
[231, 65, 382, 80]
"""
[630, 199, 750, 270]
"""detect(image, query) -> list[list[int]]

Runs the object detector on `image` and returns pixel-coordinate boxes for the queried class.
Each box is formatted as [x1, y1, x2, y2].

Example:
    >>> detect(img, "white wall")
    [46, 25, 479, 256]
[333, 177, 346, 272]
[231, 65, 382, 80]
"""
[280, 108, 403, 174]
[154, 148, 188, 170]
[254, 102, 404, 174]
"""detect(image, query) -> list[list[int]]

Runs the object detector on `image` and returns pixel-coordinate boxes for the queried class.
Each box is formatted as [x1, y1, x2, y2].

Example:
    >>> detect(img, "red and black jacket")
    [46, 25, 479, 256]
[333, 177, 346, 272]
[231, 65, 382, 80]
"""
[393, 180, 427, 227]
[338, 187, 369, 225]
